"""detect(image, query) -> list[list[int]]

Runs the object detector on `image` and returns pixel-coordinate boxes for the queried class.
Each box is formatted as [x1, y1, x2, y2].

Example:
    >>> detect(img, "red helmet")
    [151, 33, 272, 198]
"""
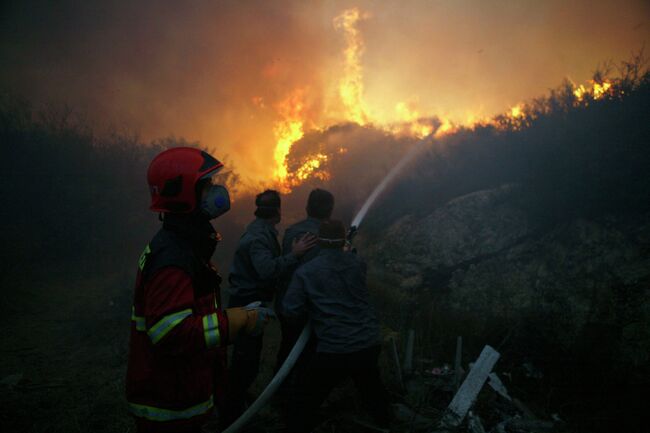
[147, 147, 224, 213]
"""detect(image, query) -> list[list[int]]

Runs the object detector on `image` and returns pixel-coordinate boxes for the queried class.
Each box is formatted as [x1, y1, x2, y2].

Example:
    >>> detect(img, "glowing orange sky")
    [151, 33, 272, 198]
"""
[1, 0, 648, 185]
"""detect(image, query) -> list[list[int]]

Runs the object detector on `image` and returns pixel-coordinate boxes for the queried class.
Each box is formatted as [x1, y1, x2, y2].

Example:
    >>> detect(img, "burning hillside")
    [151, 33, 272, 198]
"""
[266, 7, 637, 197]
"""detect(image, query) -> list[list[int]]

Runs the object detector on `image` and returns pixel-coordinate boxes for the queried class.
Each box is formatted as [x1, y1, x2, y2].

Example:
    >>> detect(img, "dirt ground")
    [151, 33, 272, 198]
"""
[0, 267, 134, 432]
[0, 266, 403, 433]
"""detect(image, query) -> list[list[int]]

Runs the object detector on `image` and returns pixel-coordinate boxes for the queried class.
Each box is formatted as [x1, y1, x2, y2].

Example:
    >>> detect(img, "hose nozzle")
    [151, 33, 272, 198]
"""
[346, 225, 358, 242]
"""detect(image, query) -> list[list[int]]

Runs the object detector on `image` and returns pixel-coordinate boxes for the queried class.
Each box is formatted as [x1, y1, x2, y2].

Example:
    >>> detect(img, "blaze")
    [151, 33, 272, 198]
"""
[291, 153, 329, 184]
[573, 79, 613, 101]
[434, 117, 456, 138]
[592, 80, 612, 99]
[333, 8, 369, 126]
[394, 101, 434, 138]
[510, 104, 524, 118]
[273, 89, 305, 191]
[267, 6, 621, 193]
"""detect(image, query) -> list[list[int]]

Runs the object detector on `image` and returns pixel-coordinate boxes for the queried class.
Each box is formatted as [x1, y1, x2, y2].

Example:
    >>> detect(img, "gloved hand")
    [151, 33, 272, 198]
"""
[225, 302, 275, 341]
[243, 301, 275, 336]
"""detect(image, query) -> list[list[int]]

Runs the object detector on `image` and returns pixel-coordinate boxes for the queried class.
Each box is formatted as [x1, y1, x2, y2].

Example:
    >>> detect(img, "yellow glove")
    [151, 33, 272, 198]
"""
[225, 302, 274, 341]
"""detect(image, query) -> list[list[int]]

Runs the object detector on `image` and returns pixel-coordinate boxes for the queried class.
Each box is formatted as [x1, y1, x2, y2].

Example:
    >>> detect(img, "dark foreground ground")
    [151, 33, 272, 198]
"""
[0, 266, 403, 433]
[0, 264, 640, 433]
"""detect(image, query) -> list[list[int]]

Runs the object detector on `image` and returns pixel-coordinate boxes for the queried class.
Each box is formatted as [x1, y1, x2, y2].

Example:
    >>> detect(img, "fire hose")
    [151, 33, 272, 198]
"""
[222, 137, 430, 433]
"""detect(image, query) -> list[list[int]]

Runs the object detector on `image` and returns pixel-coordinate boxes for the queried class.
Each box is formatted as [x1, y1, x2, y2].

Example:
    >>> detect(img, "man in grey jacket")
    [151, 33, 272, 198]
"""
[275, 188, 334, 371]
[224, 189, 315, 426]
[282, 219, 391, 433]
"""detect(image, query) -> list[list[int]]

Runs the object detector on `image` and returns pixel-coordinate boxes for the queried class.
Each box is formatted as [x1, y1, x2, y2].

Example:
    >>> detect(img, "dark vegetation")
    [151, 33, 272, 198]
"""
[0, 97, 246, 432]
[372, 55, 650, 230]
[0, 98, 158, 274]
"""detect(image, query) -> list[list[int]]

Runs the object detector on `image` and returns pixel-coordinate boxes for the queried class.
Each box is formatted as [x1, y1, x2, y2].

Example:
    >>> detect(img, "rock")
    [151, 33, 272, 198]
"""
[364, 183, 650, 382]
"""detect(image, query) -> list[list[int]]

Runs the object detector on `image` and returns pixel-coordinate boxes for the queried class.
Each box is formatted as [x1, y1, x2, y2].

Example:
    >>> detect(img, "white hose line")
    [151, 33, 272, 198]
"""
[222, 322, 313, 433]
[351, 137, 430, 228]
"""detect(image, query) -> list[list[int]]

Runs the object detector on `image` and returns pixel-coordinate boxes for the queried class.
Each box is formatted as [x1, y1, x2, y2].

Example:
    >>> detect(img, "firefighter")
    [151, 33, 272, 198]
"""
[223, 189, 317, 426]
[275, 189, 334, 372]
[126, 147, 272, 433]
[282, 219, 392, 433]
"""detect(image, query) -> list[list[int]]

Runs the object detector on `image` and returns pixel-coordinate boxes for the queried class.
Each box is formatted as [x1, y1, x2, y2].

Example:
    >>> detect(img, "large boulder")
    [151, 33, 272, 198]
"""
[362, 183, 530, 289]
[361, 184, 650, 371]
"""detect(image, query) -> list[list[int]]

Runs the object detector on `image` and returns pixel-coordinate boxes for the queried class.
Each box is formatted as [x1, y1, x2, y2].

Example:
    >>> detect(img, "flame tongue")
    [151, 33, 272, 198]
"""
[334, 8, 369, 125]
[272, 90, 305, 190]
[573, 79, 613, 101]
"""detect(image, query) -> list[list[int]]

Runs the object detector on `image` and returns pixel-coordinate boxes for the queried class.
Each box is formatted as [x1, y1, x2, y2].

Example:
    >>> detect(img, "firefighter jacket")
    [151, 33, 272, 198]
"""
[282, 248, 381, 354]
[126, 215, 230, 431]
[228, 218, 298, 305]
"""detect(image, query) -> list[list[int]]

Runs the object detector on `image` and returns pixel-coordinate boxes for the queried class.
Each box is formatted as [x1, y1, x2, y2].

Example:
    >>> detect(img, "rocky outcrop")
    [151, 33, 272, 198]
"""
[361, 184, 650, 370]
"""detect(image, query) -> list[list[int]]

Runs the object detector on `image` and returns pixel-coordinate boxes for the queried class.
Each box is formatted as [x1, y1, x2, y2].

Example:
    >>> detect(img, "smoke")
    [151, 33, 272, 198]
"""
[1, 0, 648, 186]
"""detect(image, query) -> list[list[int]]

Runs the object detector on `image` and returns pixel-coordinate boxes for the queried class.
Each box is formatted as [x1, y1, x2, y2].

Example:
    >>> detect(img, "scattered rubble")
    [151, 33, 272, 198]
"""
[375, 332, 564, 433]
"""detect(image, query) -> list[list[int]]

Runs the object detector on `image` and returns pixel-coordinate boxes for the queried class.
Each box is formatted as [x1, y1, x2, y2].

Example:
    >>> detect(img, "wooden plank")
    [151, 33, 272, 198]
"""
[440, 345, 500, 428]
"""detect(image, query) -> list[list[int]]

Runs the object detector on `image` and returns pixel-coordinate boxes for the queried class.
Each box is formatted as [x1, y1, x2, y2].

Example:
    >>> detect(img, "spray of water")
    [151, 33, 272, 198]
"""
[351, 137, 430, 228]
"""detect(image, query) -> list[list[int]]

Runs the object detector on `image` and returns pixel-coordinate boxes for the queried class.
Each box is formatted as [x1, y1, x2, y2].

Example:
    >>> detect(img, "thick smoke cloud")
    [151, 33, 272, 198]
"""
[1, 0, 648, 185]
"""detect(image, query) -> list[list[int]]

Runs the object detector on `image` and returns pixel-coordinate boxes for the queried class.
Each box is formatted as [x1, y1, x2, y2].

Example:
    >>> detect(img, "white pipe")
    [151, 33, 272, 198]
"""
[222, 322, 313, 433]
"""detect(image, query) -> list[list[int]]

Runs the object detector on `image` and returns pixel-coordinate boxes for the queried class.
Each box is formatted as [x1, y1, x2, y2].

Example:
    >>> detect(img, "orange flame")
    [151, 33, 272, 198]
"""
[510, 104, 524, 118]
[291, 153, 329, 185]
[333, 8, 369, 125]
[434, 117, 456, 138]
[573, 79, 613, 101]
[393, 102, 434, 138]
[272, 89, 305, 191]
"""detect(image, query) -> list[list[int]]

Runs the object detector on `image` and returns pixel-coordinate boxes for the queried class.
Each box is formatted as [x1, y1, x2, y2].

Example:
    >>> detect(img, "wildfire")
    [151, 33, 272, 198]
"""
[573, 79, 613, 101]
[434, 117, 456, 138]
[291, 153, 329, 184]
[267, 7, 621, 193]
[394, 102, 434, 138]
[333, 8, 369, 126]
[510, 104, 524, 118]
[273, 89, 305, 190]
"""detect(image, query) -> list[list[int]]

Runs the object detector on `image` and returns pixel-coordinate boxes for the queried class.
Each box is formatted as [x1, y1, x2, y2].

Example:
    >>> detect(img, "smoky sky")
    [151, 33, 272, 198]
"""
[1, 0, 648, 183]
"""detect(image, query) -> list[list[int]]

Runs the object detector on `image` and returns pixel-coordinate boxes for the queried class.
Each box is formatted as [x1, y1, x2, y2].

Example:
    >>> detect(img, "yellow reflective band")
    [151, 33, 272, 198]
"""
[131, 306, 146, 332]
[202, 313, 220, 348]
[138, 244, 151, 271]
[128, 395, 214, 422]
[147, 309, 192, 344]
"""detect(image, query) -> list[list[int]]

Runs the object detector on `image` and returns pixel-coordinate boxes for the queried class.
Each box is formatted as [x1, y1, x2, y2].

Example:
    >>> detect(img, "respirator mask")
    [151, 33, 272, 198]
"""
[200, 184, 231, 220]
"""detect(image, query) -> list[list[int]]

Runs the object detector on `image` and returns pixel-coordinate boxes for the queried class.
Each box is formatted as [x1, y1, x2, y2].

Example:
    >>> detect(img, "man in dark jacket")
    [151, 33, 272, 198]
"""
[224, 189, 316, 425]
[275, 188, 334, 371]
[282, 219, 391, 433]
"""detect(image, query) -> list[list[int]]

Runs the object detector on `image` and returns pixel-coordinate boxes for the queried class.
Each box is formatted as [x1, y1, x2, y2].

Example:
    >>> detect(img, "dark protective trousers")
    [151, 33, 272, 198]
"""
[222, 294, 264, 428]
[275, 313, 303, 372]
[287, 345, 392, 433]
